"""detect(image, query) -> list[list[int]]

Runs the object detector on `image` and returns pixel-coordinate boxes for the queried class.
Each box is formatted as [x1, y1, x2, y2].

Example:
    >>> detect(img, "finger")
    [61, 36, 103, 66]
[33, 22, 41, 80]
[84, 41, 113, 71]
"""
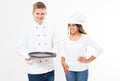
[64, 69, 68, 74]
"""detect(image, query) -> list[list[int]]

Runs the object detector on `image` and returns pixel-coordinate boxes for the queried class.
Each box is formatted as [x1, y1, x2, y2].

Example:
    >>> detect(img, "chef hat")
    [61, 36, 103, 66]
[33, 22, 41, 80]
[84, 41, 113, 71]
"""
[68, 11, 85, 25]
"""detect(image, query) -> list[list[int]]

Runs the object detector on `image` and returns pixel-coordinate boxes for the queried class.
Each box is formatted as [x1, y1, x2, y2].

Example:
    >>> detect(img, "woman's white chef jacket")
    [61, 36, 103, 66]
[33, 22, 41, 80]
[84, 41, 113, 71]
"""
[61, 34, 103, 71]
[16, 21, 59, 74]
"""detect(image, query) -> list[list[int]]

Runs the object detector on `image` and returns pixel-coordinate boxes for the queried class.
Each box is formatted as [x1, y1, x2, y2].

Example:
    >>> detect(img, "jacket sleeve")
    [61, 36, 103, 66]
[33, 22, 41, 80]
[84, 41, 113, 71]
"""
[16, 32, 30, 59]
[51, 30, 60, 55]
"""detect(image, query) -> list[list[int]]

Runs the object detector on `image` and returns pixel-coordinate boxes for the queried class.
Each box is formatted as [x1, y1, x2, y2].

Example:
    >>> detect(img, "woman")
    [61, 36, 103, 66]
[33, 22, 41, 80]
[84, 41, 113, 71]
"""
[61, 12, 103, 81]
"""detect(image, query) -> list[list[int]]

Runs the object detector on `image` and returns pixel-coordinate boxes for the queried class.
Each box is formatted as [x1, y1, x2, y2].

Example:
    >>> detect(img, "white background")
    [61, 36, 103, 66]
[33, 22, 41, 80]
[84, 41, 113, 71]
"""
[0, 0, 120, 81]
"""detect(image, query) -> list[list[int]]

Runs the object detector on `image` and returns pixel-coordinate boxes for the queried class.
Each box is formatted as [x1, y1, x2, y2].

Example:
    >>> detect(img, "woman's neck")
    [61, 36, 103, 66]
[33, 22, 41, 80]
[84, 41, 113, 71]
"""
[69, 32, 82, 41]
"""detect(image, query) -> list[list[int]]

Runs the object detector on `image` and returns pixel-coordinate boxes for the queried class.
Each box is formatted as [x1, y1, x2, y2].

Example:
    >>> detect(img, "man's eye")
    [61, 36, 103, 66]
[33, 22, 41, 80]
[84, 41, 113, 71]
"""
[41, 13, 45, 15]
[36, 13, 39, 15]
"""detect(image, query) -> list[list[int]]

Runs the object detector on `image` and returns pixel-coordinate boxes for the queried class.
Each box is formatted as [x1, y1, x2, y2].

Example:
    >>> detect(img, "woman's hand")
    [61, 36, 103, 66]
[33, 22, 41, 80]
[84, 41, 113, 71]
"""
[77, 57, 89, 63]
[61, 56, 69, 74]
[77, 55, 96, 63]
[61, 61, 69, 74]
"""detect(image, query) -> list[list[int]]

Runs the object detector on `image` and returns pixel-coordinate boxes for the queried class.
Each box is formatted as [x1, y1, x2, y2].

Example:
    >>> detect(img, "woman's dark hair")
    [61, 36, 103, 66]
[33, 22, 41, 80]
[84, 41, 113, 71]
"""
[75, 24, 87, 34]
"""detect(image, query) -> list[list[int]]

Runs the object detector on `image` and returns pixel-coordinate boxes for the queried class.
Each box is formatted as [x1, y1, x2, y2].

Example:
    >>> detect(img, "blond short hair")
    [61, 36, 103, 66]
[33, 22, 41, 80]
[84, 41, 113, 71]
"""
[33, 2, 46, 11]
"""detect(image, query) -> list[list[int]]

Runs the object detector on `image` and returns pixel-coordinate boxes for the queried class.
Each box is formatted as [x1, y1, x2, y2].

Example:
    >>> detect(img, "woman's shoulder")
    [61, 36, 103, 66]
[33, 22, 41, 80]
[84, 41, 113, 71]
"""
[81, 34, 89, 38]
[81, 34, 93, 41]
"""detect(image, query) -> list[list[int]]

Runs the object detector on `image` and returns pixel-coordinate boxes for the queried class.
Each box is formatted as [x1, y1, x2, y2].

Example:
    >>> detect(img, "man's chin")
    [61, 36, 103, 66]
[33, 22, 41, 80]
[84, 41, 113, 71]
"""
[36, 21, 43, 24]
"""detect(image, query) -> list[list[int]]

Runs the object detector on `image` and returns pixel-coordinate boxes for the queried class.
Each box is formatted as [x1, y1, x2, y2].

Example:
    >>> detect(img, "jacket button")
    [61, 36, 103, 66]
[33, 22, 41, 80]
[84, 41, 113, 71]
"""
[36, 27, 38, 29]
[43, 34, 46, 36]
[43, 26, 45, 28]
[44, 43, 47, 45]
[38, 35, 40, 37]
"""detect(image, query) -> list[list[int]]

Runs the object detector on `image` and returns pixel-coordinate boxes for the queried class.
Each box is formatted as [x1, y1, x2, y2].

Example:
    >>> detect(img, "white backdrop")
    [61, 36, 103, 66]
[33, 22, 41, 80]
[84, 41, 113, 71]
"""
[0, 0, 120, 81]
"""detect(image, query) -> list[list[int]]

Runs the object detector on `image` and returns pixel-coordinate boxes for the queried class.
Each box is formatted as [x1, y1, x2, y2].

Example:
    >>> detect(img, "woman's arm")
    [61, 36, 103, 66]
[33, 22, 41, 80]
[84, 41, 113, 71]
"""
[61, 56, 69, 74]
[77, 55, 96, 63]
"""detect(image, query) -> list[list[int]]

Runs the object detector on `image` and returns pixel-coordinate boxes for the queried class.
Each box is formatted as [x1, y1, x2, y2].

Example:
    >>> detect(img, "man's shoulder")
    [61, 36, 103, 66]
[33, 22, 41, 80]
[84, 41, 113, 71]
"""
[45, 22, 56, 32]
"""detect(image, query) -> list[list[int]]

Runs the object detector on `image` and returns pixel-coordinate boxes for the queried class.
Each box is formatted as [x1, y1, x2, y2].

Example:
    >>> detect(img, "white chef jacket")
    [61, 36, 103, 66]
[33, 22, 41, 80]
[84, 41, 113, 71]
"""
[16, 21, 59, 74]
[61, 34, 102, 71]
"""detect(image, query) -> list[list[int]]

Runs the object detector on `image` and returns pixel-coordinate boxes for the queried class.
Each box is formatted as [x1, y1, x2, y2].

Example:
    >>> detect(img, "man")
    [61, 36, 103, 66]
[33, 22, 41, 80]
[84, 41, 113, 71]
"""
[17, 2, 59, 81]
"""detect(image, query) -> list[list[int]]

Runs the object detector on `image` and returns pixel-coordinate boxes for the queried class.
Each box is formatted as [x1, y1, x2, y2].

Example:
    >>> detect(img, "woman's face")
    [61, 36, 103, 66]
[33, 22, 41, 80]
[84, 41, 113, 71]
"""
[68, 24, 79, 35]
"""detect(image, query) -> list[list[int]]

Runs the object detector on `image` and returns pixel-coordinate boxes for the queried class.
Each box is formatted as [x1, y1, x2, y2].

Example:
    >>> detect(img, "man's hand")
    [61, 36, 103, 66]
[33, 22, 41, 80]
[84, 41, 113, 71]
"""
[26, 56, 40, 60]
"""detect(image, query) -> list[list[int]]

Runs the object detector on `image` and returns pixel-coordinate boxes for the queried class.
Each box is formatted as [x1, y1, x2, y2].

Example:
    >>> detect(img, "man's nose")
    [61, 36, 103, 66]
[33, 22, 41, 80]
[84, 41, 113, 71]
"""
[38, 14, 43, 17]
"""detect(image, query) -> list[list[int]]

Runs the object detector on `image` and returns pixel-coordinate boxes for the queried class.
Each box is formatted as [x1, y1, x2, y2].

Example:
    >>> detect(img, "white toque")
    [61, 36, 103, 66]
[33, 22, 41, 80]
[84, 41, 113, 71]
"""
[68, 11, 85, 25]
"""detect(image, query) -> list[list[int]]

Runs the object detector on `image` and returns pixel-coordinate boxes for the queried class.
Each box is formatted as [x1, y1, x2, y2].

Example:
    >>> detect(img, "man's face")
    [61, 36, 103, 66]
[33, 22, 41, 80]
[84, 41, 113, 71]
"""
[32, 8, 46, 24]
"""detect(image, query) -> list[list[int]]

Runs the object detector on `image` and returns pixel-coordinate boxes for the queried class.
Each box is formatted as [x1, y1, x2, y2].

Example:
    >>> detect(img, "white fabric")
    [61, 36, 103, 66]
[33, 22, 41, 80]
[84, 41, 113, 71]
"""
[68, 11, 85, 25]
[16, 21, 59, 74]
[61, 34, 102, 71]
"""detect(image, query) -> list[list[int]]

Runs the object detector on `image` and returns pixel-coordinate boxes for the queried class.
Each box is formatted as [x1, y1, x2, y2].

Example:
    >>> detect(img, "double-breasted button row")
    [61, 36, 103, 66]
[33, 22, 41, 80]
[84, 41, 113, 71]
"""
[36, 26, 45, 29]
[35, 26, 48, 46]
[39, 60, 48, 63]
[37, 34, 46, 37]
[38, 43, 47, 45]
